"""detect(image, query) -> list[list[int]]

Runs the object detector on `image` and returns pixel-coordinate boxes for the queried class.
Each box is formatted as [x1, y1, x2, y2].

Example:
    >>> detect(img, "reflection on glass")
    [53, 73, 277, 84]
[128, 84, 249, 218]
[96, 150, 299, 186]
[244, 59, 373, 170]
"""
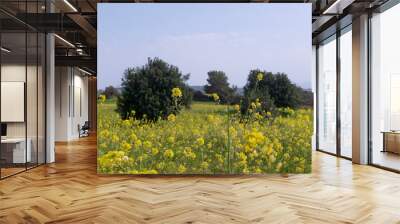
[318, 36, 337, 154]
[38, 33, 46, 165]
[1, 32, 27, 177]
[340, 28, 352, 158]
[27, 31, 38, 169]
[371, 3, 400, 171]
[0, 1, 47, 179]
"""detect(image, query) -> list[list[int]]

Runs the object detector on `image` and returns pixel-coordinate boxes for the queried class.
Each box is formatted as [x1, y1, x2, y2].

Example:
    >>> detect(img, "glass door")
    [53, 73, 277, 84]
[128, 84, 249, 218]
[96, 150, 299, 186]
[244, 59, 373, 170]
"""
[317, 35, 337, 154]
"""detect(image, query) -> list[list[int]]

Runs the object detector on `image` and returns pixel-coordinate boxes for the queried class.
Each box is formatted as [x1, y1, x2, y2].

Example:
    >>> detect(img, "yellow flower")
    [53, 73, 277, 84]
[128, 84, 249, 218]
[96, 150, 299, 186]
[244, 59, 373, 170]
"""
[99, 130, 110, 138]
[156, 162, 165, 170]
[295, 167, 303, 173]
[167, 136, 175, 144]
[98, 94, 106, 103]
[167, 114, 176, 122]
[178, 165, 186, 173]
[134, 139, 142, 147]
[255, 113, 263, 120]
[234, 104, 240, 111]
[111, 135, 119, 143]
[196, 137, 205, 146]
[257, 73, 264, 81]
[151, 147, 159, 155]
[251, 102, 257, 109]
[130, 133, 138, 141]
[121, 141, 131, 151]
[269, 154, 276, 163]
[211, 93, 219, 102]
[143, 141, 152, 148]
[129, 170, 139, 174]
[229, 127, 237, 137]
[276, 162, 282, 171]
[183, 147, 196, 160]
[171, 87, 182, 98]
[122, 119, 131, 127]
[238, 152, 247, 161]
[207, 115, 215, 122]
[142, 169, 158, 174]
[200, 161, 209, 170]
[216, 154, 224, 164]
[164, 149, 174, 159]
[262, 145, 273, 156]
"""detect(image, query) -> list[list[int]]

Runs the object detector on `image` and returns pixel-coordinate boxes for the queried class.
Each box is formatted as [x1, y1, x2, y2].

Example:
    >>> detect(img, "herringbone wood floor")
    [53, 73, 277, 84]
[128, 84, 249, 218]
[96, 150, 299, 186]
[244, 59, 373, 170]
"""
[1, 136, 400, 224]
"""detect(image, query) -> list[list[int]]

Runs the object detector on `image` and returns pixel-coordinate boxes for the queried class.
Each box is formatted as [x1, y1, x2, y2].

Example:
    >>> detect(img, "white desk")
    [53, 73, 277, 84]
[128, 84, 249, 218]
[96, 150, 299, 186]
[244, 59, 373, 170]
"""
[1, 138, 31, 163]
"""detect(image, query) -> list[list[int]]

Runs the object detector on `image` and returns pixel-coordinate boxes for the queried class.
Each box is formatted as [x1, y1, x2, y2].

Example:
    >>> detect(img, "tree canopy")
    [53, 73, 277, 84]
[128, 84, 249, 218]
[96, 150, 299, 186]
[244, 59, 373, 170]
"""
[116, 57, 192, 120]
[204, 70, 237, 103]
[242, 70, 305, 113]
[103, 85, 120, 99]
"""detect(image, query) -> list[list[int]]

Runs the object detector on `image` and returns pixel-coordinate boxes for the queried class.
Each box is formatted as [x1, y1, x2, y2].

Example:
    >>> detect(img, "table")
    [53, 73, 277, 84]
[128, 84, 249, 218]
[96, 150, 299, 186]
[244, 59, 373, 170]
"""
[1, 138, 31, 164]
[382, 131, 400, 154]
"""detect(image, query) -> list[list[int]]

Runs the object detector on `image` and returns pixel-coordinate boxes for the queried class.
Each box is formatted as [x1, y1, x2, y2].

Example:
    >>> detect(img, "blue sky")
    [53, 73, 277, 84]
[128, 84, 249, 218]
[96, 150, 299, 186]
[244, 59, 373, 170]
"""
[98, 3, 311, 89]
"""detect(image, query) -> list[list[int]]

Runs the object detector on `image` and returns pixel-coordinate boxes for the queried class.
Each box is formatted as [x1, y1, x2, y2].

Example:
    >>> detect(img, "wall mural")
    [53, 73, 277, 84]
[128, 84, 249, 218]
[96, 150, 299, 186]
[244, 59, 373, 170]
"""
[97, 4, 313, 174]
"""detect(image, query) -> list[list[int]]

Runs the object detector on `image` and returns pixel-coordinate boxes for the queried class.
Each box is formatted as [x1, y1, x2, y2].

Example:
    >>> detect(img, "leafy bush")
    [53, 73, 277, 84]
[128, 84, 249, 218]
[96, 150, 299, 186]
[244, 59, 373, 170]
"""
[116, 58, 192, 120]
[193, 90, 211, 102]
[241, 70, 311, 114]
[204, 70, 238, 104]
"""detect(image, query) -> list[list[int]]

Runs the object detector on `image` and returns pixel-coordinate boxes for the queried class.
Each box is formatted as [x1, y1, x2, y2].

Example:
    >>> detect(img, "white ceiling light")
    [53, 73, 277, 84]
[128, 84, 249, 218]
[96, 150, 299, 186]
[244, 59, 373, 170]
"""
[1, 47, 11, 53]
[323, 0, 355, 15]
[54, 34, 75, 48]
[63, 0, 78, 12]
[78, 67, 92, 76]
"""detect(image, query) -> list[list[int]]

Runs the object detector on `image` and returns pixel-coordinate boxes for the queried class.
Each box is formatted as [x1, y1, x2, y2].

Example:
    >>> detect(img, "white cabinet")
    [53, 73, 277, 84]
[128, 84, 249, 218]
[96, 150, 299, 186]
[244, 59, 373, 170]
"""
[1, 138, 32, 163]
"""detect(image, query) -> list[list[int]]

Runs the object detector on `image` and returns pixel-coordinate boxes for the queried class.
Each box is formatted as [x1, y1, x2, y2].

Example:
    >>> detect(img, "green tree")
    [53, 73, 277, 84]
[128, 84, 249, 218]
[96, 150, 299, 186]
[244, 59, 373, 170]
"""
[116, 57, 192, 120]
[241, 70, 275, 113]
[242, 70, 303, 113]
[268, 73, 301, 108]
[204, 70, 236, 103]
[103, 85, 120, 100]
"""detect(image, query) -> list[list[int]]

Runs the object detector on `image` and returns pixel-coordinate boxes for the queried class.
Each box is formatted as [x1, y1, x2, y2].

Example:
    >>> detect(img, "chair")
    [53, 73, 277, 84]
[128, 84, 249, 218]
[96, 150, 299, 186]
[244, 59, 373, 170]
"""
[79, 121, 90, 138]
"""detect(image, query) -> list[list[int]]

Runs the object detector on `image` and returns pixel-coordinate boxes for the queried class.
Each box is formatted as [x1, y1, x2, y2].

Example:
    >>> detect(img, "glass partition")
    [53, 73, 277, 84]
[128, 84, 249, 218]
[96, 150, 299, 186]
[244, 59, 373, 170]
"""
[1, 31, 28, 177]
[0, 2, 46, 179]
[38, 32, 46, 165]
[27, 31, 38, 169]
[317, 35, 337, 154]
[370, 3, 400, 171]
[339, 27, 352, 158]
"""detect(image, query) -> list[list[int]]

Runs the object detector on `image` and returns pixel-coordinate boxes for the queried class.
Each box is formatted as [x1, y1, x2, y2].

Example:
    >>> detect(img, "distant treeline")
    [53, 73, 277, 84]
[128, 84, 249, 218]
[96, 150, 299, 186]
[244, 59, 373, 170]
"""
[99, 58, 313, 120]
[190, 70, 313, 109]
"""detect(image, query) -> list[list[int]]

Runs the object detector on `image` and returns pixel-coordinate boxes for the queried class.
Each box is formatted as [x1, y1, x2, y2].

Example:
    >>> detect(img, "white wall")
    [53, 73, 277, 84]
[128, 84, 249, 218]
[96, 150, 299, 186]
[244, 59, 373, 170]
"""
[311, 45, 316, 151]
[55, 67, 89, 141]
[1, 64, 38, 138]
[55, 66, 70, 141]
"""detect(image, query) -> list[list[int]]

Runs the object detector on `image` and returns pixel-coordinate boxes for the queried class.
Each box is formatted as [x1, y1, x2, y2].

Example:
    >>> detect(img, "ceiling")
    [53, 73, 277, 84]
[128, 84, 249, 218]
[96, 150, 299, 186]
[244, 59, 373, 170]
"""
[0, 0, 392, 75]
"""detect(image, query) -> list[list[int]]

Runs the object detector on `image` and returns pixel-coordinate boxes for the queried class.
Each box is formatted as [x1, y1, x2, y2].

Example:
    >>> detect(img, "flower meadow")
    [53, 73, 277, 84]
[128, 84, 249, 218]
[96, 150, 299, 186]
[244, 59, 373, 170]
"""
[98, 100, 313, 174]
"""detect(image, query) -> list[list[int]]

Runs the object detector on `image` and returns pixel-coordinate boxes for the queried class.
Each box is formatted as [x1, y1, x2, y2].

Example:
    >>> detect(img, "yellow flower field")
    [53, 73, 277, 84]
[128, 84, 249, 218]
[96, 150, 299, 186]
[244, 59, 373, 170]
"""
[98, 101, 312, 174]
